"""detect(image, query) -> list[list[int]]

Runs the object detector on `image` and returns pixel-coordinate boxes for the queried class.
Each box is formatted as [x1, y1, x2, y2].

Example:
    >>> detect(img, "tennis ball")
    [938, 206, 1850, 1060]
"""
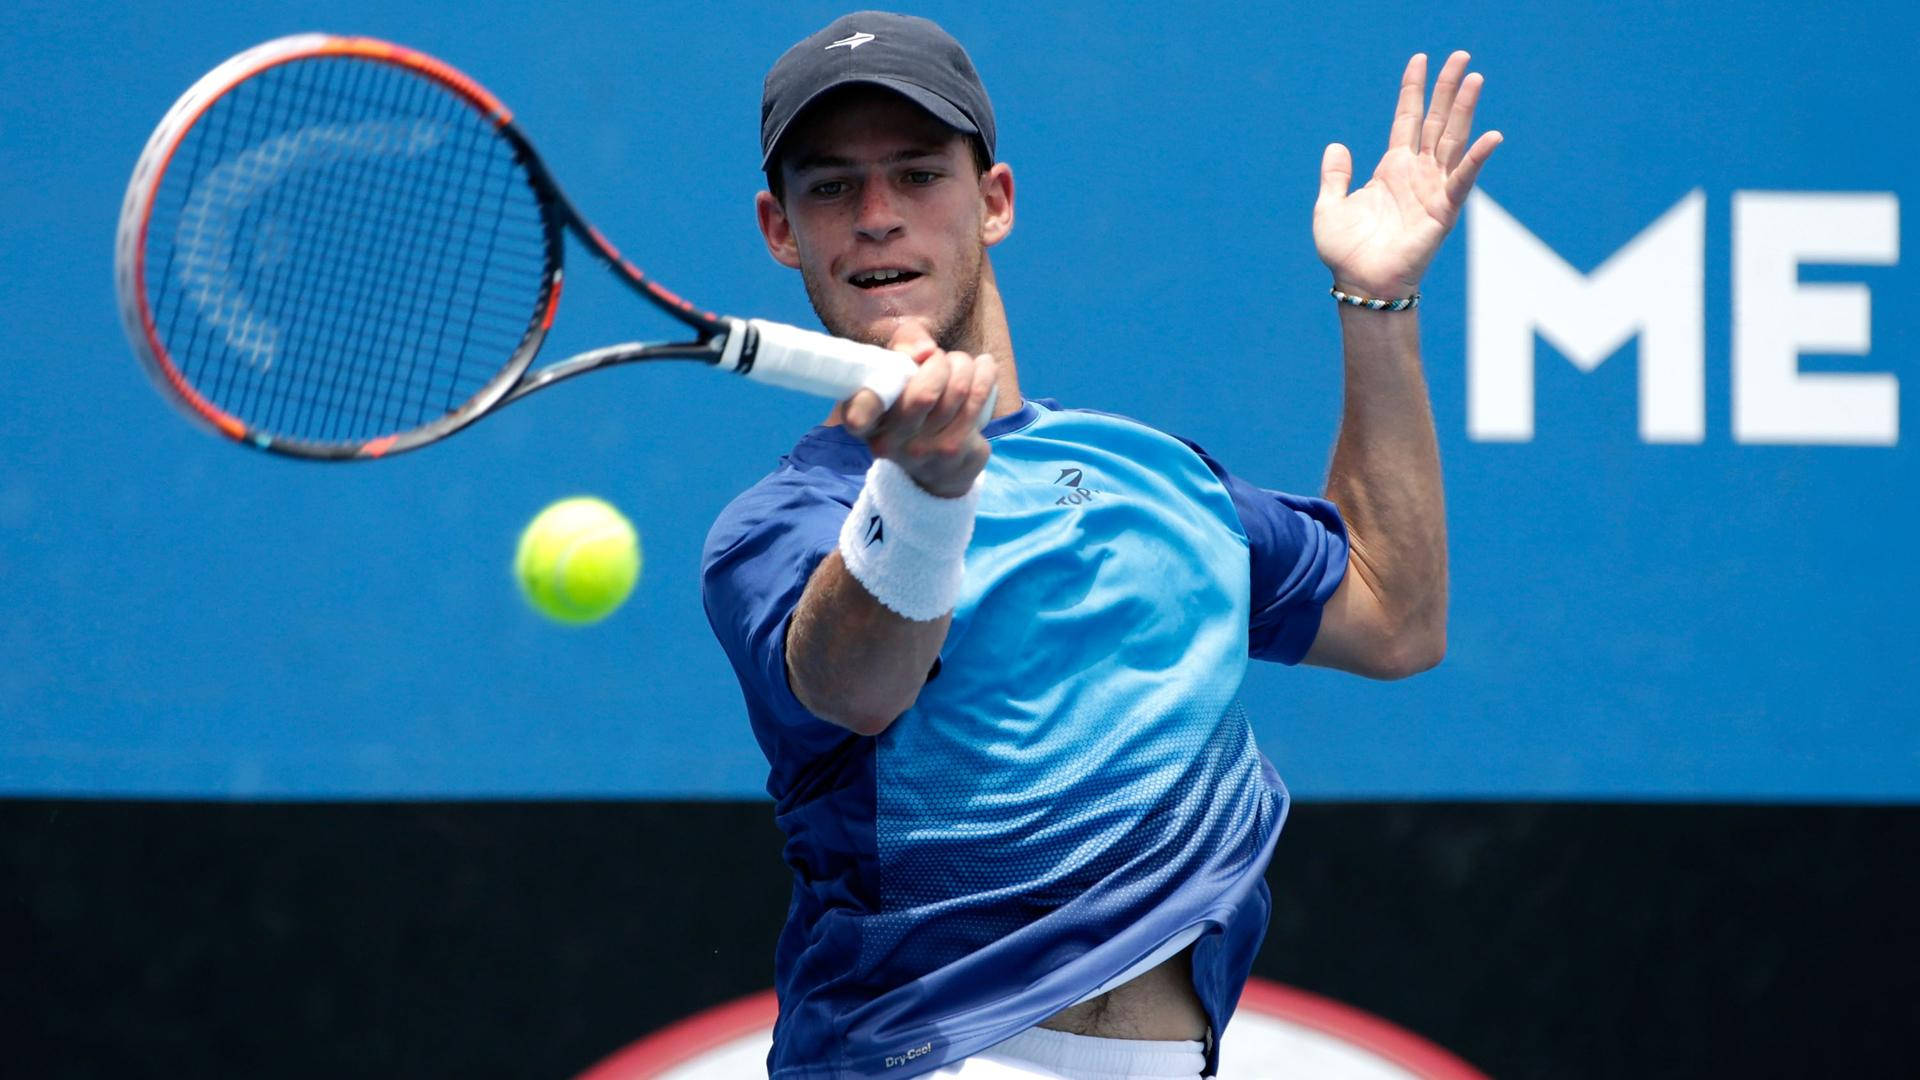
[514, 496, 641, 625]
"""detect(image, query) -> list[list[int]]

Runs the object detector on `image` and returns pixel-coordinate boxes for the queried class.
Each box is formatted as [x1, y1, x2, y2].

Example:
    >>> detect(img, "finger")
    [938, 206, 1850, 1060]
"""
[887, 347, 950, 440]
[1444, 129, 1503, 205]
[1420, 51, 1471, 156]
[969, 353, 997, 414]
[887, 317, 938, 360]
[843, 388, 885, 436]
[940, 351, 996, 433]
[918, 350, 974, 435]
[966, 352, 999, 430]
[1386, 53, 1427, 154]
[1435, 71, 1485, 173]
[1317, 143, 1353, 209]
[928, 354, 997, 462]
[866, 348, 948, 455]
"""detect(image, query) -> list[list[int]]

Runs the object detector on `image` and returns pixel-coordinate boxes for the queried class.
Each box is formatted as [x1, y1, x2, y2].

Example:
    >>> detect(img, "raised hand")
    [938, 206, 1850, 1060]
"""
[1314, 51, 1501, 299]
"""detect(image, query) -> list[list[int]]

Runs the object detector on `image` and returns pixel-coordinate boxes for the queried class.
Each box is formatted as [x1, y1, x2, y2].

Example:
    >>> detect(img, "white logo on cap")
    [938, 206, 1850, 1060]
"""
[826, 32, 875, 50]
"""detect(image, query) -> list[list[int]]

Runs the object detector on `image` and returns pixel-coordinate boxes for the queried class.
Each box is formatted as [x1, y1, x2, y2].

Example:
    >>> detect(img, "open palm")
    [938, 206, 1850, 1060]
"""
[1314, 51, 1502, 299]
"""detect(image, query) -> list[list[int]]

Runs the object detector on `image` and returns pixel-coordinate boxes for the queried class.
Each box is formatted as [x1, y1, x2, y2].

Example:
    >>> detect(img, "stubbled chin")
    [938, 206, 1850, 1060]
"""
[836, 289, 935, 344]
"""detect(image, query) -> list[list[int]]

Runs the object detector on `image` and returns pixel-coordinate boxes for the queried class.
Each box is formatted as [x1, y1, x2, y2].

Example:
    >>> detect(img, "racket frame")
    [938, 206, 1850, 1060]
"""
[118, 34, 756, 461]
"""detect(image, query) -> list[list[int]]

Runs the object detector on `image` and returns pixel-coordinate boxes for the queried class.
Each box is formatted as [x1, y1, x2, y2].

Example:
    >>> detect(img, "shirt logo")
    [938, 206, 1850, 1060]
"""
[865, 514, 885, 546]
[884, 1042, 933, 1068]
[1054, 465, 1100, 507]
[826, 31, 875, 50]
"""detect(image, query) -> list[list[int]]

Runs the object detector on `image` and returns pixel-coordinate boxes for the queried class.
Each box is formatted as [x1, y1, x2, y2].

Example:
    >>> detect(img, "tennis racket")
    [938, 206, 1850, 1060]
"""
[115, 33, 922, 461]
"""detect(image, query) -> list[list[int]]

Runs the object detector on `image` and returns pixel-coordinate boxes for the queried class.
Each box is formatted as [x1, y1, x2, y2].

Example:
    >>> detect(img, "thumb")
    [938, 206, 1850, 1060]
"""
[1317, 143, 1352, 209]
[887, 317, 939, 361]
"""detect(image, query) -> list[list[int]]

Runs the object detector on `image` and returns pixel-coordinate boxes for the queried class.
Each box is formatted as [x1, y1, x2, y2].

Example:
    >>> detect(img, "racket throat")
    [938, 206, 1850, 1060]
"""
[716, 317, 758, 375]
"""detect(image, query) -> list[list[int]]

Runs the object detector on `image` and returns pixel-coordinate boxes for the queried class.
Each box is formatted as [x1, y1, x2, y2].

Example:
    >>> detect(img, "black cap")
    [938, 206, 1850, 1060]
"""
[760, 11, 995, 170]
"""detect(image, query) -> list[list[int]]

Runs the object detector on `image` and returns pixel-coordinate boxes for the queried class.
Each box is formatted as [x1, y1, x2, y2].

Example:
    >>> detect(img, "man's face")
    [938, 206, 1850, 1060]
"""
[759, 91, 995, 351]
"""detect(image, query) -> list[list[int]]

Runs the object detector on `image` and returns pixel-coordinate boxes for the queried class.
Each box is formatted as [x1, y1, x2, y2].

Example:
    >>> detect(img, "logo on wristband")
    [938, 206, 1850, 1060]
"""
[864, 514, 885, 546]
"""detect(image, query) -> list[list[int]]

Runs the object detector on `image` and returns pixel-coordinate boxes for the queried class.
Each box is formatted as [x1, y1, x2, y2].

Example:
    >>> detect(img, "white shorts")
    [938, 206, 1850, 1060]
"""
[927, 1026, 1208, 1079]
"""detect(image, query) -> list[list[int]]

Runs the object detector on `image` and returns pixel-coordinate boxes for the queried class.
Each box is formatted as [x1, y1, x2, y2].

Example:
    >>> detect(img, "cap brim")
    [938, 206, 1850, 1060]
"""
[761, 76, 979, 169]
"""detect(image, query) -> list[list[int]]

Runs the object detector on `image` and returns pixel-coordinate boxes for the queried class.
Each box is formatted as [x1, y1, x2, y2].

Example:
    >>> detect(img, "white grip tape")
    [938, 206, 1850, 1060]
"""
[838, 459, 980, 622]
[743, 318, 917, 408]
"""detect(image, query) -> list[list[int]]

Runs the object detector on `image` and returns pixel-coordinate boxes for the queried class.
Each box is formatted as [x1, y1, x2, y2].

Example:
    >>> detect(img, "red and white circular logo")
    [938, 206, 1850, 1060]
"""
[576, 978, 1486, 1079]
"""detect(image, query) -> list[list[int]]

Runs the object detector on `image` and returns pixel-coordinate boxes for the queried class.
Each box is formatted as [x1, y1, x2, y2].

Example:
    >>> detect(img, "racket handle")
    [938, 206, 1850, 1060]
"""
[730, 319, 916, 408]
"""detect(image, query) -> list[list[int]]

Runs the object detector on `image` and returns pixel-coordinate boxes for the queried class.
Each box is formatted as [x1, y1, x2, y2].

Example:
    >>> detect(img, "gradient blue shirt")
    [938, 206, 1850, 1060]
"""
[701, 399, 1347, 1078]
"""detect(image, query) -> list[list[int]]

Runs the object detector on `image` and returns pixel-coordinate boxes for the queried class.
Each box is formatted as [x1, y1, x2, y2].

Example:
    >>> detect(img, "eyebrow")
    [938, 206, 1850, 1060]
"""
[789, 146, 947, 175]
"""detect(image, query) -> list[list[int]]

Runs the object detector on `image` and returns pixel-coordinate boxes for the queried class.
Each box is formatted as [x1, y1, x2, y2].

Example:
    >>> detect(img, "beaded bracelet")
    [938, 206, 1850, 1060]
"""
[1330, 286, 1420, 312]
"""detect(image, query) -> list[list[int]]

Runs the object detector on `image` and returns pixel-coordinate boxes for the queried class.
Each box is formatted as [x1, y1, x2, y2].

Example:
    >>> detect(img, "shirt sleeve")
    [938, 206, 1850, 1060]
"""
[700, 465, 859, 735]
[1177, 438, 1351, 665]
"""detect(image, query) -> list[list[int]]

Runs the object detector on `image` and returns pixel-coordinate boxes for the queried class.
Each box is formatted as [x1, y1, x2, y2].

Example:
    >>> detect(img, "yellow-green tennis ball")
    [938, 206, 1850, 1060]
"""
[514, 496, 641, 625]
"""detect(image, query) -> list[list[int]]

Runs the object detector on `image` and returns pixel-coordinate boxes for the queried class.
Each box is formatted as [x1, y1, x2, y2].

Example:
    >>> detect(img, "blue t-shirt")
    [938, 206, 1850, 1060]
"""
[700, 399, 1348, 1079]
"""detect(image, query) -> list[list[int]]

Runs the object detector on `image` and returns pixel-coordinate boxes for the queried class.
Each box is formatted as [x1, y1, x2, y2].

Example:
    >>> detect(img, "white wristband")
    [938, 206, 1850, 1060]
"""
[838, 458, 980, 621]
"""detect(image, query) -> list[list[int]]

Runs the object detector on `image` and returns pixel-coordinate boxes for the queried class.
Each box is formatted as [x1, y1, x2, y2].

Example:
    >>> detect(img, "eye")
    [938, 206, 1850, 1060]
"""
[904, 170, 938, 185]
[809, 180, 850, 198]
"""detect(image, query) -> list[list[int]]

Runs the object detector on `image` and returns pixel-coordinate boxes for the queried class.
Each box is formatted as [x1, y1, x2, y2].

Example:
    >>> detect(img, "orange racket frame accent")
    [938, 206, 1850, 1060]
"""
[115, 33, 518, 452]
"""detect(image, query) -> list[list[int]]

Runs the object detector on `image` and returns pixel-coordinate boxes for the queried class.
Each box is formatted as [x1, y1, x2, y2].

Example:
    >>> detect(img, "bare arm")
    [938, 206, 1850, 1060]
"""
[1300, 51, 1501, 679]
[785, 322, 998, 735]
[787, 552, 949, 735]
[1306, 307, 1447, 678]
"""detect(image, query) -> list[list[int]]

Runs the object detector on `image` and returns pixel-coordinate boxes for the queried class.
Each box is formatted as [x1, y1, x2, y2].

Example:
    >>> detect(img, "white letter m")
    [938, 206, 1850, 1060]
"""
[1468, 190, 1705, 442]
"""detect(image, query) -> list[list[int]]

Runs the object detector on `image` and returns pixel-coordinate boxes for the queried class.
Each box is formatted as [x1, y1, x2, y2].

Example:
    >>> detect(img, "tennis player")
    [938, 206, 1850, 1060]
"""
[701, 12, 1498, 1078]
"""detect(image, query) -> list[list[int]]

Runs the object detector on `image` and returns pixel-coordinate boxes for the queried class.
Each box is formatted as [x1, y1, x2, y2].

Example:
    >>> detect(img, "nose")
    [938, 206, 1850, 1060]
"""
[853, 176, 904, 242]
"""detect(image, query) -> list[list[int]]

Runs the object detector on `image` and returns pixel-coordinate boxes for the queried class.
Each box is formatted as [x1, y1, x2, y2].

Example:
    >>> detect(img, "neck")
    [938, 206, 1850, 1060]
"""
[966, 259, 1024, 420]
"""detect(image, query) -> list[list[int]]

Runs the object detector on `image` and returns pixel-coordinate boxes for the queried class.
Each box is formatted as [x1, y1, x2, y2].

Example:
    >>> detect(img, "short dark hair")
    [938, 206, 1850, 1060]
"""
[765, 132, 993, 204]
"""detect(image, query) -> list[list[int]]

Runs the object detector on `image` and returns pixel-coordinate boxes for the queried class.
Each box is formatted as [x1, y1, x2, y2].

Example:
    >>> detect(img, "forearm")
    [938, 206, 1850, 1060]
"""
[1322, 303, 1448, 658]
[787, 552, 948, 735]
[777, 324, 997, 735]
[1299, 49, 1494, 675]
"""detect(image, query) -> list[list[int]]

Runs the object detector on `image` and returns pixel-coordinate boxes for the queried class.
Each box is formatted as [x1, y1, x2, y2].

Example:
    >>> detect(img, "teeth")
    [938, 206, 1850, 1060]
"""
[855, 269, 908, 284]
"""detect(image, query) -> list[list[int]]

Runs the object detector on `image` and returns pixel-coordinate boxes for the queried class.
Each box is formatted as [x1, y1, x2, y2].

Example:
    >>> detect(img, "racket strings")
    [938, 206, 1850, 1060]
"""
[144, 53, 550, 445]
[301, 59, 530, 438]
[284, 57, 450, 439]
[159, 64, 526, 441]
[269, 57, 534, 441]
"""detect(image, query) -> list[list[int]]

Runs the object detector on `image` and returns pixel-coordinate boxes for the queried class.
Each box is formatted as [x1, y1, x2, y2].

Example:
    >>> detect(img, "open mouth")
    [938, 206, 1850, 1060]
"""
[848, 268, 923, 289]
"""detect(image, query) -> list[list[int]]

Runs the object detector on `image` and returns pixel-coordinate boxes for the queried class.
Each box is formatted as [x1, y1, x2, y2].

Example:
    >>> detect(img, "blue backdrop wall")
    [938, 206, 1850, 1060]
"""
[2, 0, 1913, 800]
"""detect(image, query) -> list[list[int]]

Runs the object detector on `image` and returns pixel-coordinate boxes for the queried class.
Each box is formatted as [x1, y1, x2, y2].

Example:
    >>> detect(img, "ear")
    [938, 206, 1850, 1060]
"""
[756, 189, 803, 269]
[979, 162, 1015, 247]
